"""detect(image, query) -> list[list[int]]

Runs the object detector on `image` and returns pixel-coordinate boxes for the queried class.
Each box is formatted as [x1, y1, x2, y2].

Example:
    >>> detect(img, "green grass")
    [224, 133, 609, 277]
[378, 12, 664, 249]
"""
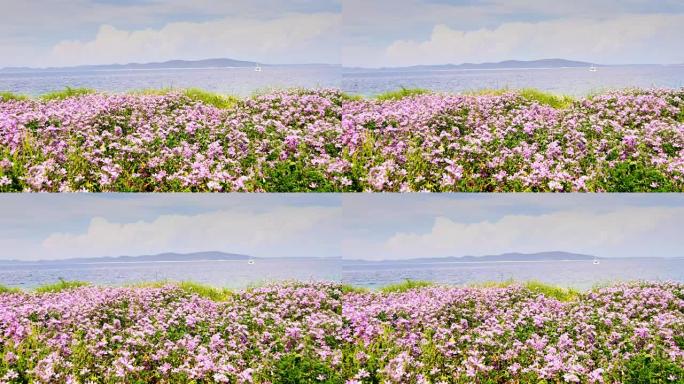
[471, 279, 580, 302]
[464, 88, 511, 96]
[0, 284, 21, 294]
[128, 280, 232, 301]
[181, 88, 239, 109]
[129, 88, 239, 108]
[465, 88, 575, 108]
[375, 87, 431, 101]
[34, 279, 90, 293]
[379, 279, 435, 293]
[40, 87, 96, 101]
[518, 88, 575, 109]
[340, 284, 370, 294]
[4, 87, 237, 108]
[0, 91, 28, 102]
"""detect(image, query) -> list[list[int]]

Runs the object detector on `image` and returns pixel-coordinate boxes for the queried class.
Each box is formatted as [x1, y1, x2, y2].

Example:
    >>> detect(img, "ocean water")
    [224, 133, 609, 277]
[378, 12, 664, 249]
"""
[342, 258, 684, 290]
[342, 65, 684, 97]
[0, 66, 341, 97]
[0, 258, 341, 289]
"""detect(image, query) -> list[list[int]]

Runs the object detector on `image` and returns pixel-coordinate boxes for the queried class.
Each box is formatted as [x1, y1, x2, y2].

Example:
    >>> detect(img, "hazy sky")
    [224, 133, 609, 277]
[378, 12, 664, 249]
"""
[0, 194, 681, 261]
[4, 1, 683, 69]
[0, 194, 343, 260]
[0, 0, 341, 68]
[343, 0, 684, 67]
[342, 194, 684, 260]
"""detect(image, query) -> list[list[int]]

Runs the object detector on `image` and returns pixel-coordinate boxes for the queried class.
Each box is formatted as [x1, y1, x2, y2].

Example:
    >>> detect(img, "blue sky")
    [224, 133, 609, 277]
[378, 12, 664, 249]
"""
[0, 194, 681, 261]
[343, 0, 684, 67]
[0, 0, 340, 67]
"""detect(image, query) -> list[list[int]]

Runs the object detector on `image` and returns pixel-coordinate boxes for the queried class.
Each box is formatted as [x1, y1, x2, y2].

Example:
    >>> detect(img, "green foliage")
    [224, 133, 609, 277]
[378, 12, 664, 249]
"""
[182, 88, 238, 109]
[339, 284, 370, 294]
[126, 280, 232, 301]
[0, 284, 21, 294]
[258, 160, 337, 192]
[464, 88, 510, 96]
[523, 280, 580, 302]
[270, 353, 344, 384]
[176, 281, 232, 301]
[0, 91, 28, 102]
[620, 352, 684, 383]
[380, 279, 434, 293]
[339, 92, 363, 102]
[519, 88, 575, 109]
[471, 280, 580, 302]
[128, 88, 174, 96]
[34, 279, 90, 293]
[40, 87, 95, 101]
[375, 87, 431, 101]
[600, 161, 677, 192]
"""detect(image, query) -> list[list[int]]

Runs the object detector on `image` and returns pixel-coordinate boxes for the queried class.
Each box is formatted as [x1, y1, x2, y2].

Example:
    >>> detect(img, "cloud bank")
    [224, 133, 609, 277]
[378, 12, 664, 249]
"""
[377, 207, 684, 260]
[378, 14, 684, 67]
[47, 13, 340, 67]
[39, 206, 341, 259]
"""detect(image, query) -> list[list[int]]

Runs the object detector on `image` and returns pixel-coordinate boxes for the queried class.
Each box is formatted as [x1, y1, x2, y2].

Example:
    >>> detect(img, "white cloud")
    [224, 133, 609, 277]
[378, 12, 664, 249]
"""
[378, 207, 684, 260]
[40, 206, 341, 259]
[44, 12, 339, 67]
[367, 14, 684, 67]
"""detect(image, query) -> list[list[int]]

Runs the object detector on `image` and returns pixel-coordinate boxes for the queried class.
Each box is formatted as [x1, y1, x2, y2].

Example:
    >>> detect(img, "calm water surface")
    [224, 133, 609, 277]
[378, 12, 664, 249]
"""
[0, 66, 341, 97]
[343, 65, 684, 97]
[0, 258, 341, 289]
[343, 258, 684, 290]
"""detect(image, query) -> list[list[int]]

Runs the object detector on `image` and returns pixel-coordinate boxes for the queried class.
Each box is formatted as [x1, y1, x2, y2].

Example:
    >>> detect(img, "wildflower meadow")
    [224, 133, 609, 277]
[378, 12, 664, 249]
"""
[1, 281, 683, 383]
[1, 88, 682, 192]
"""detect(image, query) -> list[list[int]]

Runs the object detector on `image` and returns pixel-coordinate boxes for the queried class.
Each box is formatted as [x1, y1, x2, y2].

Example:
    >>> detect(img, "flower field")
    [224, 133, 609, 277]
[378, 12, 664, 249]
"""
[1, 282, 683, 383]
[343, 89, 684, 192]
[342, 282, 684, 383]
[0, 89, 344, 192]
[0, 88, 683, 191]
[0, 282, 345, 383]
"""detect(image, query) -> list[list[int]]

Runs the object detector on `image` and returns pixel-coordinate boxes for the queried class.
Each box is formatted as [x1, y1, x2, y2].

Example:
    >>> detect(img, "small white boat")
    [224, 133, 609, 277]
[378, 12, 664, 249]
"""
[589, 65, 598, 72]
[593, 258, 600, 265]
[248, 259, 255, 265]
[254, 65, 262, 72]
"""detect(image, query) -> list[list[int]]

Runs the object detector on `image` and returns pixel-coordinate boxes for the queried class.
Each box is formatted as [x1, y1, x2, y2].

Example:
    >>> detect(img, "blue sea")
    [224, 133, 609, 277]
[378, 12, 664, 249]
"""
[0, 65, 341, 97]
[342, 258, 684, 290]
[0, 258, 341, 289]
[2, 65, 682, 97]
[342, 65, 684, 97]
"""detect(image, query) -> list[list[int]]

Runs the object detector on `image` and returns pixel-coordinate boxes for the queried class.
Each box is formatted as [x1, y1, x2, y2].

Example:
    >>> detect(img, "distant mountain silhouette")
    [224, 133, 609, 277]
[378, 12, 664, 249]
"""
[0, 58, 337, 73]
[0, 252, 342, 264]
[344, 58, 599, 71]
[347, 251, 598, 263]
[0, 251, 252, 264]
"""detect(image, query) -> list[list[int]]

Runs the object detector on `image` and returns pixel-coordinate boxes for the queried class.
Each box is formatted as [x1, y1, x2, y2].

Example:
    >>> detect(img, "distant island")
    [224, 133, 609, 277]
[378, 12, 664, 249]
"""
[0, 58, 338, 73]
[0, 251, 343, 264]
[347, 251, 598, 263]
[0, 251, 252, 264]
[344, 58, 602, 71]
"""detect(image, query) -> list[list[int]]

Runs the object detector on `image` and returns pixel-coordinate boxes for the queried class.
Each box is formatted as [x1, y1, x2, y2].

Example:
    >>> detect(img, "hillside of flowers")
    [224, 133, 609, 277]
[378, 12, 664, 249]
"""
[343, 89, 684, 192]
[1, 282, 683, 383]
[0, 89, 344, 192]
[0, 88, 682, 191]
[342, 282, 684, 383]
[0, 282, 345, 383]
